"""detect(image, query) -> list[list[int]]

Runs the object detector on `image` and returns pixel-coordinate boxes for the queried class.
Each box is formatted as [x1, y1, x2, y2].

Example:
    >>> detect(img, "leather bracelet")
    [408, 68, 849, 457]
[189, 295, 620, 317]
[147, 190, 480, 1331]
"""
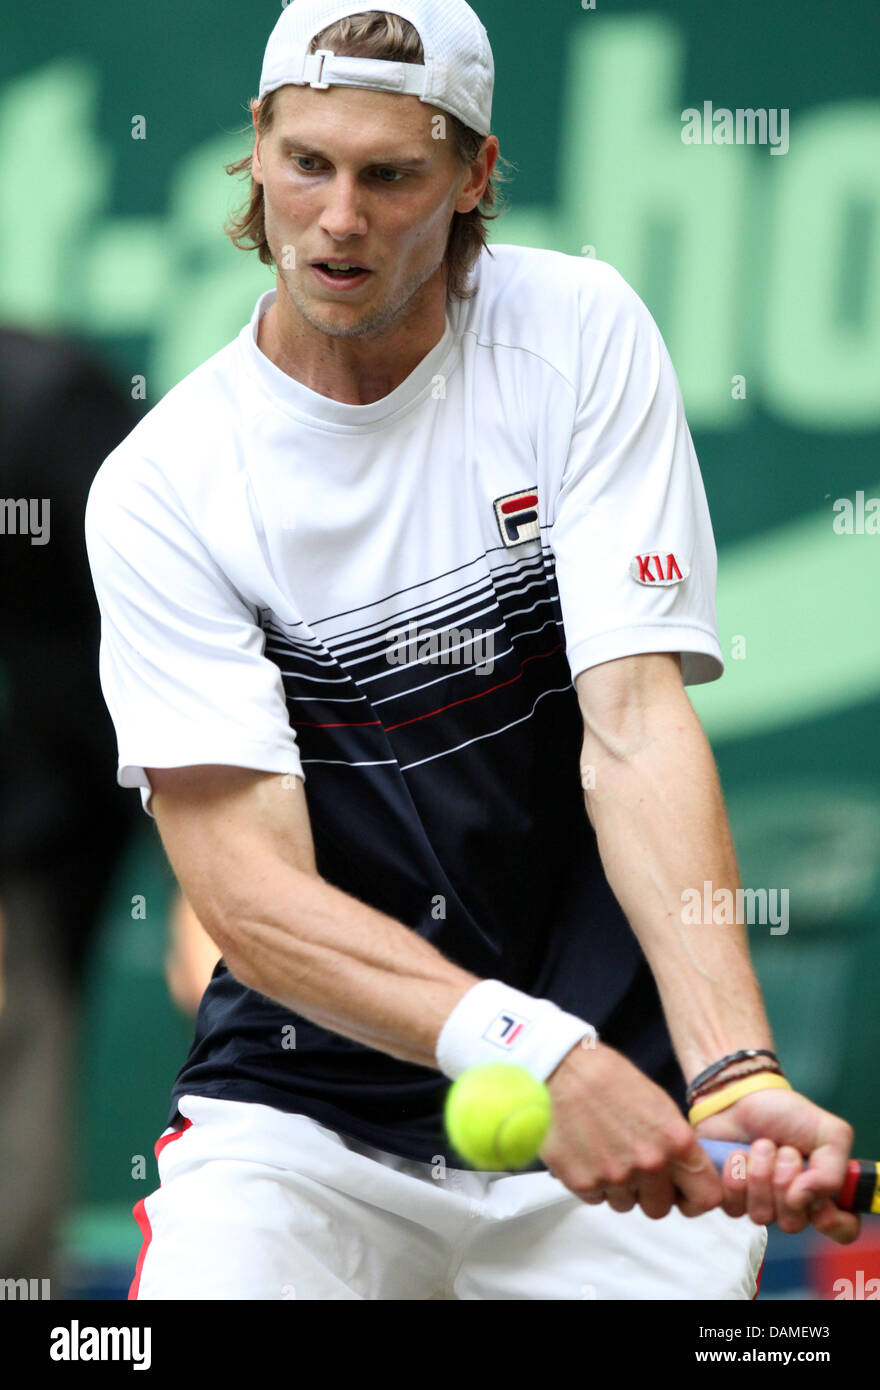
[686, 1049, 780, 1104]
[689, 1059, 784, 1104]
[688, 1071, 792, 1125]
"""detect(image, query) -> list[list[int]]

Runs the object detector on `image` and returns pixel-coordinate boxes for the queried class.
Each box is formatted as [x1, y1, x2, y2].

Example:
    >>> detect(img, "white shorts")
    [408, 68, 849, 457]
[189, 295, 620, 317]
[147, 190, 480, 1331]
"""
[130, 1094, 767, 1301]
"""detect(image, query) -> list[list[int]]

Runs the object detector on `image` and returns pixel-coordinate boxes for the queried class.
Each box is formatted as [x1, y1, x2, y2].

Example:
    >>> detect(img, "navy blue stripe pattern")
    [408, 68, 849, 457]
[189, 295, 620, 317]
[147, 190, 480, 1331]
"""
[169, 540, 683, 1162]
[260, 545, 572, 772]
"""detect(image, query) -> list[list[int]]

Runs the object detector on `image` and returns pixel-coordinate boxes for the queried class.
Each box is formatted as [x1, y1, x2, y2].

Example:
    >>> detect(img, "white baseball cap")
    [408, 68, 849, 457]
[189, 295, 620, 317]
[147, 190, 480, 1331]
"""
[259, 0, 495, 137]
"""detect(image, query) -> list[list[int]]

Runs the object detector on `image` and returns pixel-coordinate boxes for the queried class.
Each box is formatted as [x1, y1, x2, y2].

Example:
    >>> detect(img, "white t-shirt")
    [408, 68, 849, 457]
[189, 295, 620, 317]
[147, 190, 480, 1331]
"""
[86, 245, 720, 810]
[85, 244, 722, 1159]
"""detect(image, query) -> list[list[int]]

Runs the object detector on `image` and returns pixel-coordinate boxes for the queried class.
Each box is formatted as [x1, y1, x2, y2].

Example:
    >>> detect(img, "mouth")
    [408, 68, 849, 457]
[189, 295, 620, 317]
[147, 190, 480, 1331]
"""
[310, 259, 374, 290]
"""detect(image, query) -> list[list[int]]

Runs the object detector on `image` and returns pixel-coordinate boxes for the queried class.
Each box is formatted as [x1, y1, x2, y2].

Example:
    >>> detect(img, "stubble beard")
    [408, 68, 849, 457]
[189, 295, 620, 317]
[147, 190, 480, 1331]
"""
[278, 252, 447, 341]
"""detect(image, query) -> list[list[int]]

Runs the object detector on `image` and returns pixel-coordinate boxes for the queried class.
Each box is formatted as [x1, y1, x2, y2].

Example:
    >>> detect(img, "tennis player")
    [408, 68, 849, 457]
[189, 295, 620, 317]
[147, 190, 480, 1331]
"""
[86, 0, 859, 1300]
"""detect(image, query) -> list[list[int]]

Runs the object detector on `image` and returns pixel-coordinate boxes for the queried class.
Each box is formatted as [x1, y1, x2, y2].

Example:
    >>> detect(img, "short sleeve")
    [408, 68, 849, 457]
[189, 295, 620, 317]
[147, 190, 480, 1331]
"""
[549, 264, 723, 687]
[85, 455, 303, 814]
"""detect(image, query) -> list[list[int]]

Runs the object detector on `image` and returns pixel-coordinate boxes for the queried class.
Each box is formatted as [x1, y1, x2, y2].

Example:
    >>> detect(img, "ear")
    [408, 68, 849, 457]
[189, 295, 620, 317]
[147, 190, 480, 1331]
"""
[454, 136, 499, 215]
[251, 101, 265, 185]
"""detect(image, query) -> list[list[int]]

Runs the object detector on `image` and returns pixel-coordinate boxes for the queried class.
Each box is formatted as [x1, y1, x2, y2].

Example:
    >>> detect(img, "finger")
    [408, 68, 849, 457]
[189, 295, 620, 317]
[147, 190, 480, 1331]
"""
[746, 1138, 778, 1225]
[603, 1185, 638, 1214]
[718, 1147, 749, 1219]
[773, 1146, 811, 1233]
[785, 1144, 849, 1212]
[669, 1144, 723, 1216]
[632, 1170, 676, 1221]
[808, 1198, 861, 1245]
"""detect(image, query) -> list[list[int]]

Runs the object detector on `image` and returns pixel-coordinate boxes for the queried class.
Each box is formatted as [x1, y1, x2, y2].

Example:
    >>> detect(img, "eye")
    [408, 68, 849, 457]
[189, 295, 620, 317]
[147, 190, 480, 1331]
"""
[294, 156, 322, 172]
[374, 168, 405, 183]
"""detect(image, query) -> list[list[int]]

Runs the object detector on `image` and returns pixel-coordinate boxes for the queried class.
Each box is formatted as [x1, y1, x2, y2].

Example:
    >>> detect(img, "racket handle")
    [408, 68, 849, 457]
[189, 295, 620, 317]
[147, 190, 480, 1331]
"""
[699, 1139, 880, 1215]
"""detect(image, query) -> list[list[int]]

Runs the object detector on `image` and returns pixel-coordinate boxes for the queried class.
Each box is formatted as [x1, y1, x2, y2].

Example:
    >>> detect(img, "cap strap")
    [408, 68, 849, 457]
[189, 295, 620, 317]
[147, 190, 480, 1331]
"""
[281, 51, 428, 98]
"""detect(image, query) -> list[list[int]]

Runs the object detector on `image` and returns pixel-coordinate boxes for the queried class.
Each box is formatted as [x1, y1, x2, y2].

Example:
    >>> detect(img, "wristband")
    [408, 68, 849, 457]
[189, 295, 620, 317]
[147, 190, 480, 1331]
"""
[435, 979, 598, 1082]
[688, 1071, 792, 1125]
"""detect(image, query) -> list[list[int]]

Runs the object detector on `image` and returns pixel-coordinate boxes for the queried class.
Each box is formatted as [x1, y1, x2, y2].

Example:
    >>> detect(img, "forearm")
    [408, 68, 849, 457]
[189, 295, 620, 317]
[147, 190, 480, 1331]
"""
[151, 774, 477, 1068]
[224, 868, 479, 1066]
[582, 697, 774, 1080]
[151, 769, 480, 1067]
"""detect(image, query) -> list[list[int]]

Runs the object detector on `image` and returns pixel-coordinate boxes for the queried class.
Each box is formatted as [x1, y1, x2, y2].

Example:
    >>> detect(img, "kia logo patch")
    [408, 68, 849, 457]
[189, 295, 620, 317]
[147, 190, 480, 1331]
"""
[494, 488, 540, 548]
[630, 551, 689, 585]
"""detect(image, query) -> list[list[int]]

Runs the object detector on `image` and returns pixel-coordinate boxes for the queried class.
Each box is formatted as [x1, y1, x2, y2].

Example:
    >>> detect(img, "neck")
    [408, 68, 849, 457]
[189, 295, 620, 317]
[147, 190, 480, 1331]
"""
[257, 271, 449, 406]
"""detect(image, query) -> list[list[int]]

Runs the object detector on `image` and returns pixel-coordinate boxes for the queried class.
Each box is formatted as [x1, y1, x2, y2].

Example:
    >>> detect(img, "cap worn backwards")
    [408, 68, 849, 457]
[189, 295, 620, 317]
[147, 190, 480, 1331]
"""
[259, 0, 495, 137]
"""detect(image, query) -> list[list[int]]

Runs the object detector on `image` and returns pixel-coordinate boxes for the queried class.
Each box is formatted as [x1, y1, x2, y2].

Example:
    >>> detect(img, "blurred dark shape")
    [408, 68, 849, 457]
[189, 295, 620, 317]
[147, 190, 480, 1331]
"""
[0, 327, 142, 1286]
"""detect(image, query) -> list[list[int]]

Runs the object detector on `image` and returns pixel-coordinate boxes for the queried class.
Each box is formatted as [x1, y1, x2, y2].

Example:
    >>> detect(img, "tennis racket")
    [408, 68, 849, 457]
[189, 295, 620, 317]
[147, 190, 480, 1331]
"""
[700, 1138, 880, 1214]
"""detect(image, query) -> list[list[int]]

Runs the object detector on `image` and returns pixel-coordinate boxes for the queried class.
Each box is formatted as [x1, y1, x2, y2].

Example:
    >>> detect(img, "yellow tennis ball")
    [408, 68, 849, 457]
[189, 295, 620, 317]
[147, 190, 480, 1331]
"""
[444, 1063, 552, 1170]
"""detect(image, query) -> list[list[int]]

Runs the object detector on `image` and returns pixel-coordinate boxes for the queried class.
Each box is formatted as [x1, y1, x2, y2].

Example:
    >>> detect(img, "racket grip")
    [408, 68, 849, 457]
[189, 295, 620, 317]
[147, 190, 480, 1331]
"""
[699, 1139, 880, 1215]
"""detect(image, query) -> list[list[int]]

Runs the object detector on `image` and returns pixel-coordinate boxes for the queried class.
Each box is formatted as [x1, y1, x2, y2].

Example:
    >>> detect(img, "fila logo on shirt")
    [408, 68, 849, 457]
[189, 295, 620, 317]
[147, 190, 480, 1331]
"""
[482, 1010, 531, 1049]
[630, 550, 690, 586]
[494, 488, 540, 548]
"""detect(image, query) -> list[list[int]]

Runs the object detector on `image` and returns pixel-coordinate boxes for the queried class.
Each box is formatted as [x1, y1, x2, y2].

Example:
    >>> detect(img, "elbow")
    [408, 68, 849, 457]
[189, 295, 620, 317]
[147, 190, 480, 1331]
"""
[190, 902, 264, 994]
[221, 942, 263, 994]
[579, 716, 645, 794]
[184, 862, 320, 996]
[214, 915, 278, 995]
[206, 900, 311, 999]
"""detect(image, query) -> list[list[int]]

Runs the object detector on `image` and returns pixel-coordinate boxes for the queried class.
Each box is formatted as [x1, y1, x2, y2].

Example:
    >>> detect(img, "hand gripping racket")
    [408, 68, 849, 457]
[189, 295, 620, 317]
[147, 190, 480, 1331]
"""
[700, 1139, 880, 1214]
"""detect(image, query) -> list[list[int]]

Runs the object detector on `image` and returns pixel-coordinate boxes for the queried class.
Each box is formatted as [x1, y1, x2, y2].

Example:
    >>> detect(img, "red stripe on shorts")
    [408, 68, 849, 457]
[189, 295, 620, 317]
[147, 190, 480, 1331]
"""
[128, 1118, 193, 1300]
[752, 1249, 766, 1300]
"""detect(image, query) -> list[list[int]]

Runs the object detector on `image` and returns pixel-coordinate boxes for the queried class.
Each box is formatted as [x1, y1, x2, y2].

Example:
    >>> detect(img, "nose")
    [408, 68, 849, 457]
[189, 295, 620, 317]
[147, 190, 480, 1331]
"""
[319, 171, 368, 241]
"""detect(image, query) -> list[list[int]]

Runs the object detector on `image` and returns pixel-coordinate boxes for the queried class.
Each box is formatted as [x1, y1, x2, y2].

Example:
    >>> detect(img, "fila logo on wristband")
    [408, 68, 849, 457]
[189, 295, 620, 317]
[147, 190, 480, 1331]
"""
[434, 978, 597, 1083]
[483, 1010, 532, 1048]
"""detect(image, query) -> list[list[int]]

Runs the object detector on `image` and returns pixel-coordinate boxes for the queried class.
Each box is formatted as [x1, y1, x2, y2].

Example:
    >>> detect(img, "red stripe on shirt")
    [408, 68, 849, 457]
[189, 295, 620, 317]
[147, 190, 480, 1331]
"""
[384, 645, 563, 733]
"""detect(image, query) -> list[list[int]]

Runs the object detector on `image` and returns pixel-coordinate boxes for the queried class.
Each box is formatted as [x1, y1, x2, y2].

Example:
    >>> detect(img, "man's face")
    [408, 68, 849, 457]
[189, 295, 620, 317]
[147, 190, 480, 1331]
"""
[252, 84, 487, 339]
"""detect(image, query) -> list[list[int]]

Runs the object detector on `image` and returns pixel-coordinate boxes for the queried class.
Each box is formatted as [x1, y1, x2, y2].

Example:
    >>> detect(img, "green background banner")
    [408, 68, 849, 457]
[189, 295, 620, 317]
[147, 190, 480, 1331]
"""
[2, 1, 878, 1208]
